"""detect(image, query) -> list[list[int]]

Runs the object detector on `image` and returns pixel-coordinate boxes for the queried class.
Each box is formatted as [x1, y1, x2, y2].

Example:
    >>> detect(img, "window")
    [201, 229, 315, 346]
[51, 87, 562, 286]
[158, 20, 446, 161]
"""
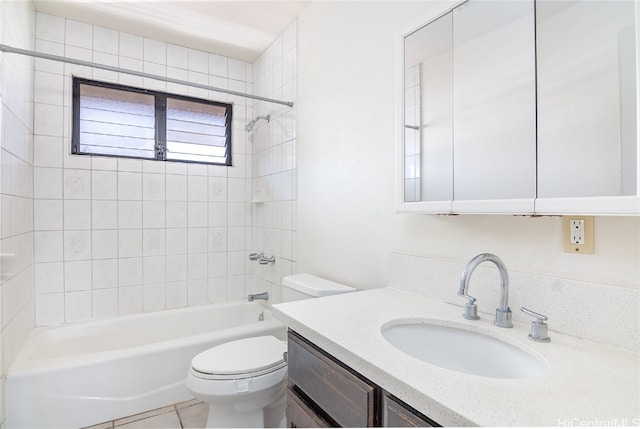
[72, 78, 232, 165]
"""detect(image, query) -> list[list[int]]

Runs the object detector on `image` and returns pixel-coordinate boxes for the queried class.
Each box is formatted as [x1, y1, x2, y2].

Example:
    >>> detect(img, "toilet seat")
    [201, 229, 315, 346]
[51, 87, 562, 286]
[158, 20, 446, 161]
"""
[190, 336, 286, 381]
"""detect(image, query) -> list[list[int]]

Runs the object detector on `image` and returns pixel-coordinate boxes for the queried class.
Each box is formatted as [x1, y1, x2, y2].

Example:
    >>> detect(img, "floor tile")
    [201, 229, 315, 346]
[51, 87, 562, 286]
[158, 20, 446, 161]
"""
[177, 401, 209, 428]
[114, 405, 177, 427]
[115, 409, 181, 428]
[83, 422, 114, 429]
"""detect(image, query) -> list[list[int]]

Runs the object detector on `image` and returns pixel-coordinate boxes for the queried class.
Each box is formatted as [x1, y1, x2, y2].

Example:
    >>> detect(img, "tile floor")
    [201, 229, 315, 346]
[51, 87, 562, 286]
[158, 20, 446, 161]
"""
[83, 399, 209, 429]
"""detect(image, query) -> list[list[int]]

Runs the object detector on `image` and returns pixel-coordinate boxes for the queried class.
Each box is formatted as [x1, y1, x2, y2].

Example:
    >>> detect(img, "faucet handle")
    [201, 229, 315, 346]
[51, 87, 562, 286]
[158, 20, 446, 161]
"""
[460, 294, 480, 320]
[520, 307, 550, 343]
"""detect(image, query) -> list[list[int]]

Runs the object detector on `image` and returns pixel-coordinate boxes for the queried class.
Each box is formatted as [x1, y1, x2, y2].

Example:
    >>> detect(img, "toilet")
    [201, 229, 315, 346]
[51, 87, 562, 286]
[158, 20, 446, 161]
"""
[186, 273, 355, 428]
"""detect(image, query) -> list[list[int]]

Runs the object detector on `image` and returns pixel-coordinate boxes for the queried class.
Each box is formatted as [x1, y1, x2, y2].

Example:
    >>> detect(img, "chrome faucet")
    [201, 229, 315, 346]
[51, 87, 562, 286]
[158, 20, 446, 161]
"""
[248, 292, 269, 302]
[458, 253, 513, 328]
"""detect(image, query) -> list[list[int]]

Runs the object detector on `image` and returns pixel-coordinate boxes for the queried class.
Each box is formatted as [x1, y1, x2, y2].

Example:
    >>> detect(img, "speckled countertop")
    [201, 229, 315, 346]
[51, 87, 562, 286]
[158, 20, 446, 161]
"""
[272, 288, 640, 427]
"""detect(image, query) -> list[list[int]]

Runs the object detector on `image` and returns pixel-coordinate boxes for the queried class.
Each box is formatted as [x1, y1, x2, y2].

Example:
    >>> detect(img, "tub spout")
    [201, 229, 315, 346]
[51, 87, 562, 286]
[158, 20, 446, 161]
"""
[248, 292, 269, 302]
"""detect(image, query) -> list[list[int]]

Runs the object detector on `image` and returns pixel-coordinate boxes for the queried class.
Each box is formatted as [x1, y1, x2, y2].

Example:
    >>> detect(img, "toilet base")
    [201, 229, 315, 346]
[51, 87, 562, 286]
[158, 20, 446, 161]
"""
[204, 388, 286, 428]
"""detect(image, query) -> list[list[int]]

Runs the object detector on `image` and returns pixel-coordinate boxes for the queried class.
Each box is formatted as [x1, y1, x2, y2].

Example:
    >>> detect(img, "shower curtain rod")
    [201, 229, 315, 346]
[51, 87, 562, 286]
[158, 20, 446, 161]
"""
[0, 43, 294, 108]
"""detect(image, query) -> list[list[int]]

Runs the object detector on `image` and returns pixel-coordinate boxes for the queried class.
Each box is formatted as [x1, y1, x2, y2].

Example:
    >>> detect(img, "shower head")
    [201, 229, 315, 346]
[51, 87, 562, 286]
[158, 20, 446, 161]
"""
[245, 115, 270, 132]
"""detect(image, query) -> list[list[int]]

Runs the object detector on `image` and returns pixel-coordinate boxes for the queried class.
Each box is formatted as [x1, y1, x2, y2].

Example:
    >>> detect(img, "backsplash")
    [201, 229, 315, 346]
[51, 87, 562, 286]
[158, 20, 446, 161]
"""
[388, 252, 639, 353]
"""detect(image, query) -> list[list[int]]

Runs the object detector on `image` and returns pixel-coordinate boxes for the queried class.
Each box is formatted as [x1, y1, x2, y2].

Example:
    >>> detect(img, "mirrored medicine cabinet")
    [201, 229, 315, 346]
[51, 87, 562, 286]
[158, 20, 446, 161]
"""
[397, 0, 640, 215]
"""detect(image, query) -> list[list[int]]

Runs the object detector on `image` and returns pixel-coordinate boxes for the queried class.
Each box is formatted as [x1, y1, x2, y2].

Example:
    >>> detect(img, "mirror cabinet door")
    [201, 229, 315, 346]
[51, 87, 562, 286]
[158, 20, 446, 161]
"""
[452, 0, 537, 202]
[536, 0, 637, 199]
[403, 12, 453, 203]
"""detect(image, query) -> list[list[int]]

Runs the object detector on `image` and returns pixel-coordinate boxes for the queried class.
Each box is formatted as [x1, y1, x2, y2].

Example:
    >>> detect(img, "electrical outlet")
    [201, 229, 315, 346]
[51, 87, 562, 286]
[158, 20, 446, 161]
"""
[563, 216, 594, 254]
[570, 219, 585, 245]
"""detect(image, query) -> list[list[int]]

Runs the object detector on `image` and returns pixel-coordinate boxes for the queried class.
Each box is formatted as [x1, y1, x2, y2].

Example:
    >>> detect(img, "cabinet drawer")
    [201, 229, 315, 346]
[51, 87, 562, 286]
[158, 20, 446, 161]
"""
[287, 388, 332, 428]
[287, 330, 376, 427]
[382, 393, 439, 427]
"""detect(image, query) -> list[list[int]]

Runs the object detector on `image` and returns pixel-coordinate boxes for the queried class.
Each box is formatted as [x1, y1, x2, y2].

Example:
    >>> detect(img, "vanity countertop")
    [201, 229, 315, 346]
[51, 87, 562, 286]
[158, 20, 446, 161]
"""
[272, 287, 640, 427]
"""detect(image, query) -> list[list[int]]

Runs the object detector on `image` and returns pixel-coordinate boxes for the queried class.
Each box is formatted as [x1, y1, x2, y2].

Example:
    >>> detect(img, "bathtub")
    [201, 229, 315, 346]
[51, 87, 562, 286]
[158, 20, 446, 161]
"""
[5, 301, 286, 429]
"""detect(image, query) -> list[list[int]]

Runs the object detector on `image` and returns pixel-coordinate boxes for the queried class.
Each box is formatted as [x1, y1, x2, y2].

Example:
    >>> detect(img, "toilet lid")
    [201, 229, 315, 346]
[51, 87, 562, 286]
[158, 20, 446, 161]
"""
[191, 336, 286, 376]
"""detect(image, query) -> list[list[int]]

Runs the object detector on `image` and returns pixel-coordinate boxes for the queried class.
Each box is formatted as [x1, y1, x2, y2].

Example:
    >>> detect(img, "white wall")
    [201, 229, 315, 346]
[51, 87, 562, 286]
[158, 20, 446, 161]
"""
[296, 1, 639, 292]
[0, 1, 35, 426]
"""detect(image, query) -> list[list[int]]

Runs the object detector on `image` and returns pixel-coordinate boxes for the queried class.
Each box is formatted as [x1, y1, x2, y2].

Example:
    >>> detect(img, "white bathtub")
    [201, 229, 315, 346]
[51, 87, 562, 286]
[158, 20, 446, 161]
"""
[6, 301, 286, 429]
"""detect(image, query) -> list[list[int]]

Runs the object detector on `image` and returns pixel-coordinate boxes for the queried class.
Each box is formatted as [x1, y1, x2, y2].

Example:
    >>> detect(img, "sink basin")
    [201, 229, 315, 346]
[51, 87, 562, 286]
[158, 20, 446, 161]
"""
[381, 320, 547, 379]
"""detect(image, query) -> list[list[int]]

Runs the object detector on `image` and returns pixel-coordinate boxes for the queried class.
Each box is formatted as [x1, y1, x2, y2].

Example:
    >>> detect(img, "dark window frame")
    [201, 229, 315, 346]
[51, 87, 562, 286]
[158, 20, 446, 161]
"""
[71, 77, 233, 166]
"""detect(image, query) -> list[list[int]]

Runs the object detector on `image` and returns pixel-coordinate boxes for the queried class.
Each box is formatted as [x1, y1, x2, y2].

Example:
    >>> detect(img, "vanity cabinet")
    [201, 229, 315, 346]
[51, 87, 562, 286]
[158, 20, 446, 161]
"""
[286, 330, 439, 427]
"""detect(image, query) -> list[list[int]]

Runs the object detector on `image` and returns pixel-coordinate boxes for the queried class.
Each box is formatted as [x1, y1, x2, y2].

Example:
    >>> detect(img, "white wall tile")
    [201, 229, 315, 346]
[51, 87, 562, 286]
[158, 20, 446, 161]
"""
[64, 200, 91, 230]
[208, 202, 227, 227]
[166, 174, 187, 201]
[92, 229, 118, 259]
[187, 175, 207, 201]
[143, 283, 166, 312]
[187, 202, 207, 227]
[93, 26, 119, 54]
[118, 200, 142, 229]
[119, 33, 143, 59]
[92, 288, 118, 318]
[118, 285, 142, 315]
[143, 229, 165, 256]
[118, 229, 142, 257]
[64, 169, 91, 199]
[208, 228, 227, 253]
[35, 262, 64, 294]
[34, 167, 62, 199]
[92, 259, 117, 289]
[166, 281, 187, 309]
[143, 255, 165, 284]
[33, 135, 63, 168]
[65, 19, 93, 49]
[143, 38, 167, 65]
[143, 173, 165, 201]
[166, 254, 187, 282]
[166, 228, 187, 255]
[64, 260, 91, 291]
[188, 49, 208, 73]
[91, 156, 118, 171]
[63, 230, 91, 261]
[65, 290, 92, 322]
[142, 201, 165, 229]
[35, 293, 64, 326]
[92, 200, 117, 230]
[187, 279, 207, 306]
[34, 199, 63, 231]
[34, 231, 63, 262]
[228, 59, 246, 82]
[92, 170, 117, 199]
[118, 257, 142, 286]
[188, 228, 207, 253]
[166, 202, 187, 228]
[36, 13, 65, 43]
[118, 171, 142, 200]
[167, 44, 188, 69]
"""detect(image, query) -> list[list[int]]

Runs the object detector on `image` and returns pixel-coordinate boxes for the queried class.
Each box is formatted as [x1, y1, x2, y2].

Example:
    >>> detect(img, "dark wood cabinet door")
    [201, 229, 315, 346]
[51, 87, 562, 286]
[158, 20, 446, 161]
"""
[287, 330, 376, 427]
[382, 393, 439, 427]
[287, 388, 333, 428]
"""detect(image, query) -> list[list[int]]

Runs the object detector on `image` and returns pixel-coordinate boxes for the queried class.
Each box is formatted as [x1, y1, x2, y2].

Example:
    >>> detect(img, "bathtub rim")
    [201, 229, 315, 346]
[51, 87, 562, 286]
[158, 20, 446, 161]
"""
[7, 300, 279, 377]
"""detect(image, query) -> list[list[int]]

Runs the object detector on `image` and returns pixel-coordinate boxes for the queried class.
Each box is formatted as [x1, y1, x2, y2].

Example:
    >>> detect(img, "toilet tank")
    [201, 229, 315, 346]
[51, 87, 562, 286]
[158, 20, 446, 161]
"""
[282, 273, 355, 302]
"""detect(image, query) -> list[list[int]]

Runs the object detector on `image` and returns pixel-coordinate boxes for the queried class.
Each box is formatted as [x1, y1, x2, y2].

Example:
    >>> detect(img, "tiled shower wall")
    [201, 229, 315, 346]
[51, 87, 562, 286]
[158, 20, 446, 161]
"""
[248, 22, 298, 303]
[0, 0, 36, 426]
[32, 13, 259, 325]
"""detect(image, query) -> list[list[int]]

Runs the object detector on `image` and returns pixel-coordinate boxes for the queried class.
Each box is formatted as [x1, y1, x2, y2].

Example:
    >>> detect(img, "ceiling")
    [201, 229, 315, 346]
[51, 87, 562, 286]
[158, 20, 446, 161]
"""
[33, 0, 311, 62]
